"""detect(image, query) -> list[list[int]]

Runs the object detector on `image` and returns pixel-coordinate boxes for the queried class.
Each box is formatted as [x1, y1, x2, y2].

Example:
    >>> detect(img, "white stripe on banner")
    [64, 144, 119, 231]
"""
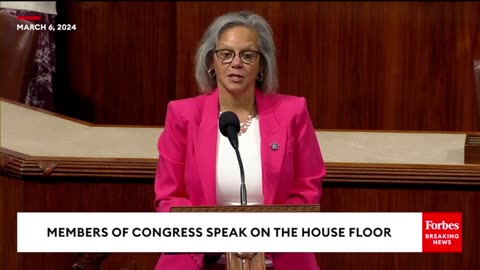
[17, 212, 423, 253]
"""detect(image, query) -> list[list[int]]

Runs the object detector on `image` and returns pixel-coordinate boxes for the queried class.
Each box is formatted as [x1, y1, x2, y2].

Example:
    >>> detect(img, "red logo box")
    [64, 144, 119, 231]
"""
[423, 212, 462, 252]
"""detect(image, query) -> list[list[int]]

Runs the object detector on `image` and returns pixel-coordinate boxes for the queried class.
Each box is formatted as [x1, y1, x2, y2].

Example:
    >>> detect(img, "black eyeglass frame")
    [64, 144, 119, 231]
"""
[214, 49, 260, 64]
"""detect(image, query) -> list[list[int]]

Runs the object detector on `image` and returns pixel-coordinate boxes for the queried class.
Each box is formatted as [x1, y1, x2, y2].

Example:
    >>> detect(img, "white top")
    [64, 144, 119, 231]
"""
[216, 116, 264, 205]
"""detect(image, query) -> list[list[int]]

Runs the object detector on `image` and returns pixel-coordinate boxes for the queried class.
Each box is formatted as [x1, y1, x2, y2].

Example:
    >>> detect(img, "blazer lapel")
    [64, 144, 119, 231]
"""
[256, 90, 287, 204]
[193, 90, 219, 205]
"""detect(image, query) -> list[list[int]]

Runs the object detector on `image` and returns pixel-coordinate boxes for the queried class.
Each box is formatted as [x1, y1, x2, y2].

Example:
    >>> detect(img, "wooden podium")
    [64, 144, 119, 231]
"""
[171, 204, 321, 270]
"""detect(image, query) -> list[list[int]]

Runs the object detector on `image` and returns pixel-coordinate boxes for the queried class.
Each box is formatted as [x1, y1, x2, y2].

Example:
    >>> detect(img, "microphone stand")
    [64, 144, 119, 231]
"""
[233, 146, 247, 206]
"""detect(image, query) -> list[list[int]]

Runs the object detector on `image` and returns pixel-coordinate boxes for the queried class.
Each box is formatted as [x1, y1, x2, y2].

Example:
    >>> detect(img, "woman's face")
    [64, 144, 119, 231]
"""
[213, 26, 261, 96]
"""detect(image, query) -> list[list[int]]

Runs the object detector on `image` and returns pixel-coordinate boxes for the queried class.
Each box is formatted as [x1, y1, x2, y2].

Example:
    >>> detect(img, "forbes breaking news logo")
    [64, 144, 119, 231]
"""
[423, 212, 462, 252]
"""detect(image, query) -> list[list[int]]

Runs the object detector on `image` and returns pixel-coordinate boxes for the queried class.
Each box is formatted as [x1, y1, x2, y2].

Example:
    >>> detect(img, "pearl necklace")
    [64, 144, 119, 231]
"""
[239, 114, 253, 136]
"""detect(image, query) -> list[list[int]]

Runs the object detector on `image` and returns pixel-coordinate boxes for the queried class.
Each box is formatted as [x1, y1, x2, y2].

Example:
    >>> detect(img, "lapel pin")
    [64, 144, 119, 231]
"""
[271, 142, 279, 151]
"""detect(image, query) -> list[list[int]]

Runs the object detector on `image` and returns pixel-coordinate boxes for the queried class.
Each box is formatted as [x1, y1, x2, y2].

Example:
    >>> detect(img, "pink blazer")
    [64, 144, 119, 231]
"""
[154, 88, 326, 269]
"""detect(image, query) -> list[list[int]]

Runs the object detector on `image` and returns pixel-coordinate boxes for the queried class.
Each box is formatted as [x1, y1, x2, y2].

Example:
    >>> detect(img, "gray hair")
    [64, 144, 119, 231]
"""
[195, 11, 278, 93]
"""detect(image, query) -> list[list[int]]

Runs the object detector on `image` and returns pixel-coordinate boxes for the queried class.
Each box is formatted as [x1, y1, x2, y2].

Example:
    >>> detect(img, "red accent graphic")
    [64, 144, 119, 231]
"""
[17, 16, 42, 21]
[423, 212, 462, 252]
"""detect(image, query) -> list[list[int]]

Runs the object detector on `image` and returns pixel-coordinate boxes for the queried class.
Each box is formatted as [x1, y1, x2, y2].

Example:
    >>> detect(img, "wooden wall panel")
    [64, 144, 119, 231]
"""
[58, 2, 480, 130]
[0, 176, 23, 270]
[176, 1, 480, 131]
[55, 1, 176, 125]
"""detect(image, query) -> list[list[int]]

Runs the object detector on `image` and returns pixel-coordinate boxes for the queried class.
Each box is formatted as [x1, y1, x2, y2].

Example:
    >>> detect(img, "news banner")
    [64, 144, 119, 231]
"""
[17, 212, 462, 253]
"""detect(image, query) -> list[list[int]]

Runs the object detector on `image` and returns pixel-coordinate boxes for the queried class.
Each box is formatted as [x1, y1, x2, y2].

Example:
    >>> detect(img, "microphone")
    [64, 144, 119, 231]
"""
[219, 111, 247, 206]
[219, 111, 240, 149]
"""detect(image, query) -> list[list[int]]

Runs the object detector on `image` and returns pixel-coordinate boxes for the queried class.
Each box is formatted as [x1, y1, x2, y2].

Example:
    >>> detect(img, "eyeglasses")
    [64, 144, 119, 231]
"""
[214, 49, 260, 64]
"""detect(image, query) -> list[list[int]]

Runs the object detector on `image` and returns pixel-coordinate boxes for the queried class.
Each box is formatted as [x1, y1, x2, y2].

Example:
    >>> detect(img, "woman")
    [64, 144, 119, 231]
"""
[154, 11, 326, 270]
